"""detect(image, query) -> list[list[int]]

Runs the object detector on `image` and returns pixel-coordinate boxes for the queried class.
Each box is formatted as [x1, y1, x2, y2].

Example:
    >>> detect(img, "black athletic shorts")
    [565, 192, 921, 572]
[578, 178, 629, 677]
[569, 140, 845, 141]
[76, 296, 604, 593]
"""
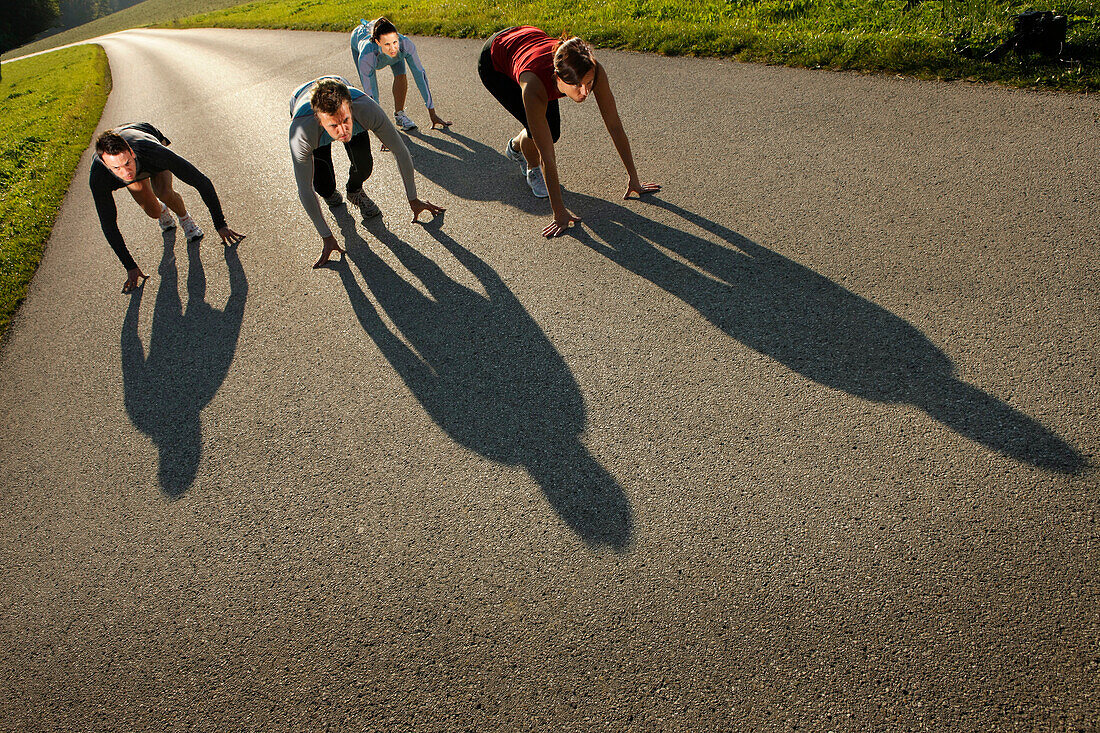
[477, 29, 561, 143]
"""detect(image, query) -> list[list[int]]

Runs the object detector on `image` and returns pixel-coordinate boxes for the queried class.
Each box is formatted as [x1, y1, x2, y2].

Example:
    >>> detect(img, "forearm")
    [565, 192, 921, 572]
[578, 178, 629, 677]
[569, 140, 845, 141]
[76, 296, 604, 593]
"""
[541, 156, 567, 218]
[293, 159, 332, 238]
[607, 122, 641, 181]
[105, 229, 139, 271]
[191, 172, 227, 229]
[94, 192, 138, 270]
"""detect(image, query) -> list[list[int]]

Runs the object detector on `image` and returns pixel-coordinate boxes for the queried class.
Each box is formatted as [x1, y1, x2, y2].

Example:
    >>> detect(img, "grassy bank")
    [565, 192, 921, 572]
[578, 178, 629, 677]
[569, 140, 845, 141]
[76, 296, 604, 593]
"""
[170, 0, 1099, 91]
[0, 45, 110, 338]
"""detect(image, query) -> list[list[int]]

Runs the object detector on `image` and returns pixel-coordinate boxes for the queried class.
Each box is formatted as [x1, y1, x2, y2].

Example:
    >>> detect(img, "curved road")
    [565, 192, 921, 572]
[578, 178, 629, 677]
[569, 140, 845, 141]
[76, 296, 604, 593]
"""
[1, 28, 1098, 729]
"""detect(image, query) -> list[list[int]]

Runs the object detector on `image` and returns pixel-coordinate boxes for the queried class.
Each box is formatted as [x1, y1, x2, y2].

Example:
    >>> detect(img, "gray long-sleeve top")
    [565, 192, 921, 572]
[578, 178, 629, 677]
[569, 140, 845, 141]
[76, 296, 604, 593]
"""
[289, 76, 417, 239]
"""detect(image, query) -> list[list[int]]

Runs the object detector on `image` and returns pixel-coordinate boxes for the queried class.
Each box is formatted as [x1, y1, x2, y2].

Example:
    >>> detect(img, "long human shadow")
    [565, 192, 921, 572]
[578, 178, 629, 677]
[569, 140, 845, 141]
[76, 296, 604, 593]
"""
[568, 193, 1084, 474]
[121, 232, 248, 497]
[326, 208, 631, 549]
[402, 129, 544, 215]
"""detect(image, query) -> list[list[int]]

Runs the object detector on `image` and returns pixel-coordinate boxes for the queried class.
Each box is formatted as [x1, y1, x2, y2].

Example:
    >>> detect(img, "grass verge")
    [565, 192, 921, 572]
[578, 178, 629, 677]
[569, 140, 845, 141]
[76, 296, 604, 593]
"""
[168, 0, 1099, 91]
[0, 45, 110, 339]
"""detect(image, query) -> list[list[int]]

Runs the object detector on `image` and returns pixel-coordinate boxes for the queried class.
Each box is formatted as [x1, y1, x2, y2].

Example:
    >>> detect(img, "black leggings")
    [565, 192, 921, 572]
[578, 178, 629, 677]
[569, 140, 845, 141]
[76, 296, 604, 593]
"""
[478, 31, 560, 143]
[311, 130, 374, 197]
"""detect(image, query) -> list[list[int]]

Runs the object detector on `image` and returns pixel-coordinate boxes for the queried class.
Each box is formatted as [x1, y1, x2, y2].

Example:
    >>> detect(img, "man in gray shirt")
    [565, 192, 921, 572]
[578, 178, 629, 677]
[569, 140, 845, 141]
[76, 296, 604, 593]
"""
[289, 76, 444, 268]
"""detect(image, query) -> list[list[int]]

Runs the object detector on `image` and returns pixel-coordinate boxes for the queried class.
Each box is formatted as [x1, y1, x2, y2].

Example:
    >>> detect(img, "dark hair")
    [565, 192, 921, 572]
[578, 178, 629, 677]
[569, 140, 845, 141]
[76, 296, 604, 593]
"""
[553, 36, 596, 85]
[311, 79, 352, 115]
[371, 17, 398, 42]
[95, 130, 130, 156]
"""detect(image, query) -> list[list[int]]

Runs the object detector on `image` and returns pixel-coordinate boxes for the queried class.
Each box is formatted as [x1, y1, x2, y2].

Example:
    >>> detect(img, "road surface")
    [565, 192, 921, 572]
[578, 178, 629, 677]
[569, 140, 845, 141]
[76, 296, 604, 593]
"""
[1, 28, 1097, 730]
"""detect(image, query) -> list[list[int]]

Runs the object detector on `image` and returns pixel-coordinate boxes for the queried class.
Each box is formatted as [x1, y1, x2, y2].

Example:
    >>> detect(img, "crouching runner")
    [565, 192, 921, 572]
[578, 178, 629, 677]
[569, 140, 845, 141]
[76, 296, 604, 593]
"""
[289, 76, 444, 268]
[90, 122, 245, 293]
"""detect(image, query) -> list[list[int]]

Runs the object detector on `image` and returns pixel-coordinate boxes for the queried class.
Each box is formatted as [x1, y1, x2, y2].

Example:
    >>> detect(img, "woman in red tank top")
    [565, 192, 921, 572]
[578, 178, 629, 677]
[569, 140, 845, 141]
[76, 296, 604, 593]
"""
[478, 26, 660, 237]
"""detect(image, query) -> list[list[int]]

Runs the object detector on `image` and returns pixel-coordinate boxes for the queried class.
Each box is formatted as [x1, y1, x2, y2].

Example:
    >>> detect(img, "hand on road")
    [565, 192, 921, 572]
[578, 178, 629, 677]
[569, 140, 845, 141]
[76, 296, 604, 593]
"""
[624, 179, 661, 199]
[429, 109, 453, 129]
[543, 212, 581, 238]
[410, 198, 445, 223]
[218, 226, 246, 247]
[122, 267, 147, 294]
[313, 235, 345, 269]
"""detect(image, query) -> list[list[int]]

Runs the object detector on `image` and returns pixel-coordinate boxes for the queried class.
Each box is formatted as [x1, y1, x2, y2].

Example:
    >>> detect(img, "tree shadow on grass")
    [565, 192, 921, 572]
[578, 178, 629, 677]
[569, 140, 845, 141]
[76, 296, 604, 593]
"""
[568, 193, 1085, 474]
[326, 208, 632, 549]
[121, 232, 248, 497]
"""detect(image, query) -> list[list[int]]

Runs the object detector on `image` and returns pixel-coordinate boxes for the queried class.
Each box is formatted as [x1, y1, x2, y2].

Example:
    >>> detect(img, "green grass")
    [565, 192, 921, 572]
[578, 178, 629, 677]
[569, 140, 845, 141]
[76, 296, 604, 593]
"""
[167, 0, 1099, 91]
[5, 0, 1097, 89]
[0, 45, 110, 338]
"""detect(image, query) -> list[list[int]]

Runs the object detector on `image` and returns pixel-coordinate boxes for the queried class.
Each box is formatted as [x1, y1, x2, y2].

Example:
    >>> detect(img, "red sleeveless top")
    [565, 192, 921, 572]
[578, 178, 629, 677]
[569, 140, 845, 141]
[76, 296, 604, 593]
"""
[490, 26, 563, 101]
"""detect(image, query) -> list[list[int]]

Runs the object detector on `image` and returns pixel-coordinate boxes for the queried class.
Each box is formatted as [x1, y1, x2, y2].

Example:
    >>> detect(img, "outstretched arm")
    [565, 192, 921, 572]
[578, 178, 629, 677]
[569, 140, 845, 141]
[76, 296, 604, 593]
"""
[592, 62, 661, 199]
[144, 144, 229, 230]
[91, 169, 146, 291]
[155, 147, 245, 245]
[521, 76, 578, 237]
[402, 37, 451, 128]
[360, 95, 444, 222]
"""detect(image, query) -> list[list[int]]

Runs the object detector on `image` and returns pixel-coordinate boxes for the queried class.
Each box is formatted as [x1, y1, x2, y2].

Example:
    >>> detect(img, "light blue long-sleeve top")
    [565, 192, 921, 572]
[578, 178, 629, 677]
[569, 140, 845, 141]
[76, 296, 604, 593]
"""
[350, 19, 435, 110]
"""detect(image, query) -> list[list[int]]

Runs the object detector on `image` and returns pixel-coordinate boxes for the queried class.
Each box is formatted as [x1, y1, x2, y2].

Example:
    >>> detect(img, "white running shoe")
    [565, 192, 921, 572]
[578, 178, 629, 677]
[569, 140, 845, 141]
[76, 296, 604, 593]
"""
[158, 205, 176, 232]
[526, 166, 549, 198]
[180, 215, 204, 242]
[347, 188, 381, 218]
[394, 110, 417, 131]
[504, 136, 527, 175]
[323, 191, 344, 208]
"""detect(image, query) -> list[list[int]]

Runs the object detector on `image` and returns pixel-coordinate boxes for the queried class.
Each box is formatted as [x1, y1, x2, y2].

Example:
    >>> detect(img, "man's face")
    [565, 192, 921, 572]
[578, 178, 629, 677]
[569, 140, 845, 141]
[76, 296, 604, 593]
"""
[377, 32, 400, 59]
[101, 148, 138, 182]
[317, 100, 354, 143]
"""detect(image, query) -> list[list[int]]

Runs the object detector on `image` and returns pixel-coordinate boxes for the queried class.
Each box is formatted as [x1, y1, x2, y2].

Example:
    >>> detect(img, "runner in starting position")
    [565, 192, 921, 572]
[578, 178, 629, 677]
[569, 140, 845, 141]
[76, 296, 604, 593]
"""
[90, 123, 245, 293]
[289, 76, 444, 268]
[478, 27, 660, 237]
[350, 17, 452, 133]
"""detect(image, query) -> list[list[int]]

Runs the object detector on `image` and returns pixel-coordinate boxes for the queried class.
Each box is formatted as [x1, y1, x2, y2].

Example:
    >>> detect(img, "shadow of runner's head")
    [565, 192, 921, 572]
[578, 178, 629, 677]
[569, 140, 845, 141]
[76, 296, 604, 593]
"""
[328, 211, 633, 548]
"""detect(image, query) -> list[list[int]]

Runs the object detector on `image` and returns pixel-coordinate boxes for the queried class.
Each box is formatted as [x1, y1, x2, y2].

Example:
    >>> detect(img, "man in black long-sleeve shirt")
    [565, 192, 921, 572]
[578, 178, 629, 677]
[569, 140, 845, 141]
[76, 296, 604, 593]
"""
[90, 123, 245, 292]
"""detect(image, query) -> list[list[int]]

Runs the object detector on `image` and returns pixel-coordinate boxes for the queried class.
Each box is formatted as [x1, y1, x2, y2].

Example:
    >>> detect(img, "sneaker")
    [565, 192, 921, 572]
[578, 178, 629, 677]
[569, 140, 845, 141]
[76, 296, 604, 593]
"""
[323, 191, 344, 208]
[526, 166, 549, 198]
[180, 215, 204, 242]
[347, 188, 381, 218]
[503, 136, 527, 174]
[394, 110, 417, 131]
[158, 205, 176, 232]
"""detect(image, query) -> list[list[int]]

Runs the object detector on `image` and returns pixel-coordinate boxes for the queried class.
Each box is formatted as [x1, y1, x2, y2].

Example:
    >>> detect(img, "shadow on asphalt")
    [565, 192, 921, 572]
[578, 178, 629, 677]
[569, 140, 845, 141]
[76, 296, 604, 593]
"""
[326, 206, 632, 550]
[121, 231, 248, 498]
[402, 129, 544, 215]
[569, 193, 1084, 474]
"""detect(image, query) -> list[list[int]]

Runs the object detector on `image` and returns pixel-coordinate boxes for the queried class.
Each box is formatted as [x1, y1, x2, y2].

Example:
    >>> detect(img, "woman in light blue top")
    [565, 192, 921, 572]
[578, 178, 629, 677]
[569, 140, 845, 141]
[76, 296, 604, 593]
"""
[350, 17, 452, 132]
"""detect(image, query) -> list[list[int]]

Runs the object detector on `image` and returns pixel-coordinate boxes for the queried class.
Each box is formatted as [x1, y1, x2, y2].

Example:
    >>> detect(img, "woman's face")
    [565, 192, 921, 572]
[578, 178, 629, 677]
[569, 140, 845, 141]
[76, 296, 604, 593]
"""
[377, 32, 400, 58]
[558, 68, 596, 103]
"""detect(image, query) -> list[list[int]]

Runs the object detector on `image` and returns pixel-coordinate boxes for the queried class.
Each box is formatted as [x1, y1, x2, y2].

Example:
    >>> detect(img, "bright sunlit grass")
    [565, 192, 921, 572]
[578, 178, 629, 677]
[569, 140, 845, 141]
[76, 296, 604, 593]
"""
[0, 45, 110, 338]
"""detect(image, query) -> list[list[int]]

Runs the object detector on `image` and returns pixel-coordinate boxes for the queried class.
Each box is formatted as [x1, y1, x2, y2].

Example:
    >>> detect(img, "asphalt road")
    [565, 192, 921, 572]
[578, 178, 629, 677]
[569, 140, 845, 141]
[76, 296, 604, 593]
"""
[1, 28, 1098, 731]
